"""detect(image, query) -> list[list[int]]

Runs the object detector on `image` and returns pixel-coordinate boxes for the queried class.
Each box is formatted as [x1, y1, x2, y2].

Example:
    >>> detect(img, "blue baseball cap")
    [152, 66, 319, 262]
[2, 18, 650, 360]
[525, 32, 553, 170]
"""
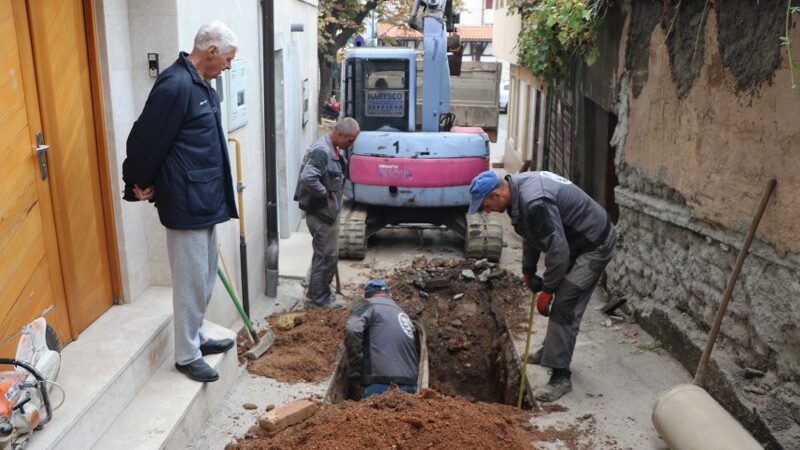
[468, 170, 500, 214]
[364, 278, 390, 296]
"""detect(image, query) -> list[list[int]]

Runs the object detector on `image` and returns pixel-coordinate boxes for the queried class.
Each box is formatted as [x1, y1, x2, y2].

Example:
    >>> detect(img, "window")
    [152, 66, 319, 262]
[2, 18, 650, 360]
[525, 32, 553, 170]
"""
[345, 58, 412, 132]
[485, 0, 493, 9]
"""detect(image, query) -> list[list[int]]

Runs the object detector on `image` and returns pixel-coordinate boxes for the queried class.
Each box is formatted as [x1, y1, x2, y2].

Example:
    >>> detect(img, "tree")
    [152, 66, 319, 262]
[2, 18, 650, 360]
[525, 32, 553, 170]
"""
[317, 0, 382, 118]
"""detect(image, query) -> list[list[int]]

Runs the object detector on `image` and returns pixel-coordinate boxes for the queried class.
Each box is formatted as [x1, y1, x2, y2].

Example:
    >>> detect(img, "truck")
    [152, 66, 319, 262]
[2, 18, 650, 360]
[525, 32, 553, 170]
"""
[416, 60, 503, 142]
[337, 0, 503, 261]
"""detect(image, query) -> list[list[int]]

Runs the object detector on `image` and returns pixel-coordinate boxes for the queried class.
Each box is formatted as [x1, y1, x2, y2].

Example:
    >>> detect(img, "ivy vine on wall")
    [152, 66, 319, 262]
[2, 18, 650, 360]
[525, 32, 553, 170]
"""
[509, 0, 608, 86]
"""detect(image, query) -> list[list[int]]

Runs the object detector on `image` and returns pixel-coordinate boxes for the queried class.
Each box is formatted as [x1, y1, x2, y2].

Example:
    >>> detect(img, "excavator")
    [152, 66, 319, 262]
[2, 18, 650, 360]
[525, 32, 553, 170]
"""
[337, 0, 503, 261]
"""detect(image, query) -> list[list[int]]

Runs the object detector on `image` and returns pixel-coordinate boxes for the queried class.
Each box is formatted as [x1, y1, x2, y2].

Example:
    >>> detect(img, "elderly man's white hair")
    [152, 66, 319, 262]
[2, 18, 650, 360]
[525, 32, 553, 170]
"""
[194, 21, 239, 53]
[334, 117, 360, 135]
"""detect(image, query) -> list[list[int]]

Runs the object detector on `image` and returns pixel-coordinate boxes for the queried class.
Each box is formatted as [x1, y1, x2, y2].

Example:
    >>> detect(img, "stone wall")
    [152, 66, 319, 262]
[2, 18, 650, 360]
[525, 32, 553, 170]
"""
[611, 164, 800, 381]
[607, 169, 800, 446]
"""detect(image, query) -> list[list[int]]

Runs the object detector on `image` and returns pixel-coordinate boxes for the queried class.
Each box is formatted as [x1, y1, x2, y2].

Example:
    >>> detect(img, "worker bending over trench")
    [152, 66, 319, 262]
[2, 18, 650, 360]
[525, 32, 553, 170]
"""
[468, 170, 616, 402]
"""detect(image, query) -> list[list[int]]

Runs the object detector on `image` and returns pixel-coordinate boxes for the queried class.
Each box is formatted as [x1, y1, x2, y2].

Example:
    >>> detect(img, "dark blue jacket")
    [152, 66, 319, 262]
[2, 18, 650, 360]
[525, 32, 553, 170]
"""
[122, 52, 238, 229]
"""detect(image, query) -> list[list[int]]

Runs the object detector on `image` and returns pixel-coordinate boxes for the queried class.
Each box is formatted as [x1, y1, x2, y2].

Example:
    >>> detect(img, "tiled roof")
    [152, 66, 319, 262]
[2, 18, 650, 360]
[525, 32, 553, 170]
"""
[377, 23, 493, 41]
[454, 25, 493, 41]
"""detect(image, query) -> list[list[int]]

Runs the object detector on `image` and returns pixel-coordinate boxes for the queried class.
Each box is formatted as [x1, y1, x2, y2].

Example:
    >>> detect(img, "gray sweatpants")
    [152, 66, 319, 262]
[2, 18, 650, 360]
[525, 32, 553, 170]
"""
[166, 226, 217, 365]
[540, 227, 616, 369]
[306, 214, 339, 305]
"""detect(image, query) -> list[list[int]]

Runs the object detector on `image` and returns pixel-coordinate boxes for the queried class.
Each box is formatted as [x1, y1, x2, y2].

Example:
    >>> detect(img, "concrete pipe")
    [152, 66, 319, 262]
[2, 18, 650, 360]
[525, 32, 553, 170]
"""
[652, 384, 762, 450]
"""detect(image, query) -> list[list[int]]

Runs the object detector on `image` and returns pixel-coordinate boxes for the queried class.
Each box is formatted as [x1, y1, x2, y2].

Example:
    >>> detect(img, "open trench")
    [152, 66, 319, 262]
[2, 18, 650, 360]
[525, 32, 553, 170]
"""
[325, 258, 534, 408]
[226, 261, 602, 450]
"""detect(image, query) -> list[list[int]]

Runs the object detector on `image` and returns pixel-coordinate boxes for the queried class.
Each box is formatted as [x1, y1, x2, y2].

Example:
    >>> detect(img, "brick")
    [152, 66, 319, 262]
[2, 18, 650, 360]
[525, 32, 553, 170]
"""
[258, 399, 318, 432]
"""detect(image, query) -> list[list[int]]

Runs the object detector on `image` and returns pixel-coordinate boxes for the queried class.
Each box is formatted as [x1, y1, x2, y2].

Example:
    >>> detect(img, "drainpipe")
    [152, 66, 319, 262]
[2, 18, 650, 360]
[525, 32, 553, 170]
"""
[262, 0, 279, 298]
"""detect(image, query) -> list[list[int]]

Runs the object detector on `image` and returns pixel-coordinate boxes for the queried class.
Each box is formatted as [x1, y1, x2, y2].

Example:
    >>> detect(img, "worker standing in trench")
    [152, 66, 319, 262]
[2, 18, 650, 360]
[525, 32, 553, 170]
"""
[344, 279, 419, 399]
[467, 170, 616, 402]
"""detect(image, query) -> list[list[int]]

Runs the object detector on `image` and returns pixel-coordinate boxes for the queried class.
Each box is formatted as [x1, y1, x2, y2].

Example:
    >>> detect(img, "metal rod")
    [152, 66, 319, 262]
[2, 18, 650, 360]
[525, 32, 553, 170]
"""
[517, 292, 537, 409]
[694, 177, 777, 385]
[229, 136, 250, 316]
[240, 241, 249, 315]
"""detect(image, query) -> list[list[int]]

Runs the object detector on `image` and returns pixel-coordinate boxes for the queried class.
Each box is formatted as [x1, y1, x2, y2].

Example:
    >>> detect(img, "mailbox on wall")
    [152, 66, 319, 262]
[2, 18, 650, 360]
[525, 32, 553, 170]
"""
[227, 59, 248, 131]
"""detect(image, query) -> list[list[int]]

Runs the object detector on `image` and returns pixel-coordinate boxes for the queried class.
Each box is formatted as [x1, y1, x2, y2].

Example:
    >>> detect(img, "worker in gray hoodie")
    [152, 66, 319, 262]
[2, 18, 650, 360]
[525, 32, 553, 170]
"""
[345, 279, 419, 398]
[294, 117, 360, 308]
[467, 170, 616, 402]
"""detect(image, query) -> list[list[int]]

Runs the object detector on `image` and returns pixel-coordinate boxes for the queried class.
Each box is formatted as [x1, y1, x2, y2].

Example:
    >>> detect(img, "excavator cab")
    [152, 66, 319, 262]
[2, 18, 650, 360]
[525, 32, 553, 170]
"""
[342, 48, 417, 132]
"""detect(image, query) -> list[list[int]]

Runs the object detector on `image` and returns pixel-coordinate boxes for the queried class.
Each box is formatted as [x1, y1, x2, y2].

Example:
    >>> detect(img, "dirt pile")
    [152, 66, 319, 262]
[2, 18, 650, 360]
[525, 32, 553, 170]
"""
[226, 389, 545, 450]
[385, 256, 529, 403]
[238, 308, 349, 383]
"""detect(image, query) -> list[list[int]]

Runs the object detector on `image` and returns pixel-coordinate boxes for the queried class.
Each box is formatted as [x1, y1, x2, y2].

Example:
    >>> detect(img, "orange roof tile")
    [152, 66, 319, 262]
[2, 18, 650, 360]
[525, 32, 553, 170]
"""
[455, 24, 493, 41]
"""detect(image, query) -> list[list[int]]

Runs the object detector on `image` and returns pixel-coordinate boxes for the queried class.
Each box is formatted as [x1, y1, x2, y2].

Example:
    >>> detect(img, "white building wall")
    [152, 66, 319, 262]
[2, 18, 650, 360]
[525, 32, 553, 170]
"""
[272, 1, 319, 239]
[491, 4, 519, 64]
[459, 0, 492, 25]
[96, 0, 318, 330]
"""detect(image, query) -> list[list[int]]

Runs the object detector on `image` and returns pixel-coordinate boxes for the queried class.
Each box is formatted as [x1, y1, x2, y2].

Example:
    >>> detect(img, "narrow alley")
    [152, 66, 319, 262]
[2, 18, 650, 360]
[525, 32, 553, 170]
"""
[1, 1, 798, 449]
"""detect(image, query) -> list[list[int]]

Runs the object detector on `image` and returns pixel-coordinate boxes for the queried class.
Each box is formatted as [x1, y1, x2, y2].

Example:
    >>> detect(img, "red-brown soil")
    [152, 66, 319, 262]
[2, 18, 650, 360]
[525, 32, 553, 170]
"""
[238, 307, 350, 383]
[226, 389, 543, 450]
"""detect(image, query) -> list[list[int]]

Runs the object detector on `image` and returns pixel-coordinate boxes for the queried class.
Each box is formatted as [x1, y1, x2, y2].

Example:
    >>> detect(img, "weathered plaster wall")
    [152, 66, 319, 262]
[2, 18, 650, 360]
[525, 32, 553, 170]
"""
[610, 5, 800, 447]
[624, 10, 800, 255]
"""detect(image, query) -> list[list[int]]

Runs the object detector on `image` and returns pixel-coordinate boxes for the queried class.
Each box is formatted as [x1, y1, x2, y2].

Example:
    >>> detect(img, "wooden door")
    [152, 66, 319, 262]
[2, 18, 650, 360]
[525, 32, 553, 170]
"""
[26, 0, 114, 336]
[0, 0, 70, 357]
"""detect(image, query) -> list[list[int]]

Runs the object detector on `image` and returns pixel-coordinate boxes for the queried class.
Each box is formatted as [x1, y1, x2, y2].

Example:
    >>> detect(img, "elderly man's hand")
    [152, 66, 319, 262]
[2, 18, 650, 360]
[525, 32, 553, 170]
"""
[133, 184, 155, 201]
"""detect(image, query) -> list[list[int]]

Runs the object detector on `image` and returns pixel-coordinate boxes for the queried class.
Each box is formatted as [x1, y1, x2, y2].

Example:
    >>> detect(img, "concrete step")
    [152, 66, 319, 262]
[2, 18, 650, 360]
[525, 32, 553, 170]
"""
[93, 321, 239, 450]
[29, 287, 174, 450]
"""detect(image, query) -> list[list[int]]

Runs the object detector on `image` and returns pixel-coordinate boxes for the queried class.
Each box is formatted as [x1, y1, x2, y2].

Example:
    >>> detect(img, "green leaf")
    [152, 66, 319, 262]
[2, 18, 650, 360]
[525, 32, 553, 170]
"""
[586, 48, 599, 66]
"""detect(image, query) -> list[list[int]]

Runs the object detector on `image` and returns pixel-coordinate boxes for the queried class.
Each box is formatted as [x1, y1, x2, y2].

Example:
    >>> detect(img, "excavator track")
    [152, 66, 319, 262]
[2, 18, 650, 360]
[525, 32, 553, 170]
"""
[338, 201, 368, 260]
[464, 212, 503, 262]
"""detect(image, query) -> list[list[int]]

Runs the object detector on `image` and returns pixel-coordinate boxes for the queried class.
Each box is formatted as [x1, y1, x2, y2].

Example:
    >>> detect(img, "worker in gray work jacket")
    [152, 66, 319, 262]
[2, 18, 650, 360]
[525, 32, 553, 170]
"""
[468, 170, 616, 402]
[294, 117, 360, 308]
[345, 279, 419, 399]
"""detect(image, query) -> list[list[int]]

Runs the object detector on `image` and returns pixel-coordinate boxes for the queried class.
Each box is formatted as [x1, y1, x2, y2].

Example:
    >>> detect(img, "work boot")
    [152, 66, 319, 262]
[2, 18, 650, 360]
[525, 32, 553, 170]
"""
[200, 338, 235, 355]
[526, 346, 544, 365]
[307, 295, 348, 309]
[535, 368, 572, 402]
[175, 358, 219, 382]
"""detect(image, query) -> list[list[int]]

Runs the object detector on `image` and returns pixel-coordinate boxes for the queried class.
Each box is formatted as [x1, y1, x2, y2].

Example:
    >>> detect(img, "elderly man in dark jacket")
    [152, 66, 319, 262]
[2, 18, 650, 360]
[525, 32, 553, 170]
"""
[122, 21, 239, 383]
[345, 279, 419, 398]
[468, 170, 616, 402]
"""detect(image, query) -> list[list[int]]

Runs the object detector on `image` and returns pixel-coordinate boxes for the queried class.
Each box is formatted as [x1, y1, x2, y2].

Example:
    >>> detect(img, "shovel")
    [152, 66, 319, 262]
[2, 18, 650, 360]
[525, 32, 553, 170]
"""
[218, 246, 274, 360]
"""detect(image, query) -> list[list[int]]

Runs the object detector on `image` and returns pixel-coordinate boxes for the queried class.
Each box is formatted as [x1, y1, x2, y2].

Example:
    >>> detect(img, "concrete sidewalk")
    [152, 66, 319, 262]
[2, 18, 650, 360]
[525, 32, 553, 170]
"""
[277, 219, 312, 280]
